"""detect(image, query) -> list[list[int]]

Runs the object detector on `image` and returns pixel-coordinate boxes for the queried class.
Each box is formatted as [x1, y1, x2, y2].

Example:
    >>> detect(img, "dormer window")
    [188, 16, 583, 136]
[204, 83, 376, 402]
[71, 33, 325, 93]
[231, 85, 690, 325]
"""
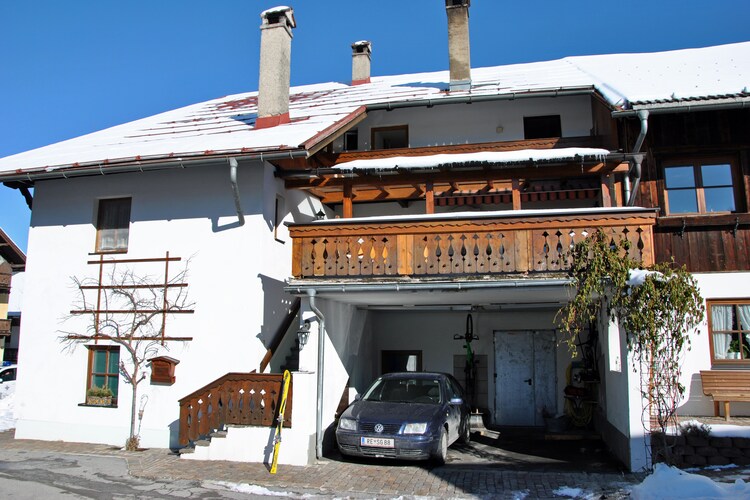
[344, 130, 359, 151]
[371, 125, 408, 150]
[524, 115, 562, 139]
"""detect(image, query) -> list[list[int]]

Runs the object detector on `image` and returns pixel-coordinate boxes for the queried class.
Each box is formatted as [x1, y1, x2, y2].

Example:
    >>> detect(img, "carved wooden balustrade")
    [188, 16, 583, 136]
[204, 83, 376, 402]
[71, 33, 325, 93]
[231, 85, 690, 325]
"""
[290, 209, 657, 279]
[178, 372, 292, 446]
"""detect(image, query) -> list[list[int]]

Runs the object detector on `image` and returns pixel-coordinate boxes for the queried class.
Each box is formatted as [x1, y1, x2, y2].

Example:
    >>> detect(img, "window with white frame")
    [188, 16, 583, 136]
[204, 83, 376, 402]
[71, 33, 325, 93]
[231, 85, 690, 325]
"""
[709, 300, 750, 364]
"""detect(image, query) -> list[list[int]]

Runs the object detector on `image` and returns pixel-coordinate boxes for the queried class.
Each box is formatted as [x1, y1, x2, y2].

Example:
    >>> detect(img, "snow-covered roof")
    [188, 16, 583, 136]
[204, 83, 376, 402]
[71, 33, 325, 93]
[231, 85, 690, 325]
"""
[1, 41, 748, 178]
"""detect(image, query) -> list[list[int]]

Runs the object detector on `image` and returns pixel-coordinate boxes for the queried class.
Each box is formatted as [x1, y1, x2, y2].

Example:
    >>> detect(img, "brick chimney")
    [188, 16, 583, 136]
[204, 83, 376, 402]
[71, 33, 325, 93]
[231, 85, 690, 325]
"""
[351, 41, 372, 85]
[256, 6, 296, 129]
[445, 0, 471, 91]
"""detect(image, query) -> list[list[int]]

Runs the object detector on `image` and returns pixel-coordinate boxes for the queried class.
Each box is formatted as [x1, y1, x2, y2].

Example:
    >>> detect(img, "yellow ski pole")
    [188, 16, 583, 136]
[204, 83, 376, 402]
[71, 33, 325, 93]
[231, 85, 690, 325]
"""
[270, 370, 291, 474]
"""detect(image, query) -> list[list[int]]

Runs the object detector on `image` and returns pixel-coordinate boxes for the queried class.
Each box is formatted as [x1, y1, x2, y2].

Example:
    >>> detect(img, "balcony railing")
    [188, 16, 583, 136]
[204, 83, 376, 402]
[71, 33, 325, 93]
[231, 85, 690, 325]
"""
[178, 372, 292, 446]
[290, 209, 656, 279]
[0, 319, 10, 336]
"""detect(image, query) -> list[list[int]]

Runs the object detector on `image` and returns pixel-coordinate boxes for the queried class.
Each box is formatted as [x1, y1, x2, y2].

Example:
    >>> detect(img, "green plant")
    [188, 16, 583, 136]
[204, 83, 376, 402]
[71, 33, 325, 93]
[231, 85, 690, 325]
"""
[87, 385, 114, 398]
[680, 421, 711, 440]
[557, 229, 704, 466]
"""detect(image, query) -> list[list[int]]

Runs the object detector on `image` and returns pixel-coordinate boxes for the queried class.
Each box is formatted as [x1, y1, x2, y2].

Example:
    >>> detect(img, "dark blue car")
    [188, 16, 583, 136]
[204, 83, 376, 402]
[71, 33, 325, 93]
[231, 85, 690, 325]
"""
[335, 372, 471, 463]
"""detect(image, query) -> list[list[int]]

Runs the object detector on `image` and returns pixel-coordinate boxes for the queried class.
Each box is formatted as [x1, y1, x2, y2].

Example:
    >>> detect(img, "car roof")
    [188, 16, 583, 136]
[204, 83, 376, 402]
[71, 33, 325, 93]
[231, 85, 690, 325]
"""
[379, 372, 449, 380]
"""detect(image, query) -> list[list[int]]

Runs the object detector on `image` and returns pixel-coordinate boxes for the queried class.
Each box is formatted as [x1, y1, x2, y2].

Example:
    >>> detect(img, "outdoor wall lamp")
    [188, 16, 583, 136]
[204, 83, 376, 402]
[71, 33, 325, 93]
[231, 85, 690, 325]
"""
[297, 319, 311, 349]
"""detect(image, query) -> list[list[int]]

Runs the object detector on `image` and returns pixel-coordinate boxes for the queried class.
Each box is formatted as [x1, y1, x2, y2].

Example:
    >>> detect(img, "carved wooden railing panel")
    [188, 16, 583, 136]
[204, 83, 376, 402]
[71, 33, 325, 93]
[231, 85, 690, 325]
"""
[290, 209, 657, 279]
[0, 319, 10, 336]
[178, 372, 292, 446]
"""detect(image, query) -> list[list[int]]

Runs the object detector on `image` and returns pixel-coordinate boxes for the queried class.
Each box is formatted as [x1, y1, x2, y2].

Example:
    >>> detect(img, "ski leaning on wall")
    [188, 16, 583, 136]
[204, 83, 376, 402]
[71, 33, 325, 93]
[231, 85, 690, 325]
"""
[270, 369, 292, 474]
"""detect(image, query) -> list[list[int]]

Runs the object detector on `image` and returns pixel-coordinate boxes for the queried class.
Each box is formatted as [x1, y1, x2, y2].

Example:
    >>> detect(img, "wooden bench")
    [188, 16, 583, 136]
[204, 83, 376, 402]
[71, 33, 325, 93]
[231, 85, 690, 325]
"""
[700, 370, 750, 421]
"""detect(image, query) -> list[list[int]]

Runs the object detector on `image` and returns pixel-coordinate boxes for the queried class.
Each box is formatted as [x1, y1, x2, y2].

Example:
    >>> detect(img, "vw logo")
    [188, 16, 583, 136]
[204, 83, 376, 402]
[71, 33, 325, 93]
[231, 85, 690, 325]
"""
[374, 423, 384, 433]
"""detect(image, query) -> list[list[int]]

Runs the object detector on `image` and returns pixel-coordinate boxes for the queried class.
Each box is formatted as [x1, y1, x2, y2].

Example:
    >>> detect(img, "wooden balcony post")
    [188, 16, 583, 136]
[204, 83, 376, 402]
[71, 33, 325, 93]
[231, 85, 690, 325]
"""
[343, 183, 353, 219]
[511, 178, 522, 210]
[600, 174, 612, 208]
[425, 181, 435, 214]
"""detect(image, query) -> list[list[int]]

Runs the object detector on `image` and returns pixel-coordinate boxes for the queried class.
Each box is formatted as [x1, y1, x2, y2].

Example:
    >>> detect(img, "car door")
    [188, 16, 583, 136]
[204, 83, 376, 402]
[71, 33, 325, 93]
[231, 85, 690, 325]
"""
[444, 377, 463, 443]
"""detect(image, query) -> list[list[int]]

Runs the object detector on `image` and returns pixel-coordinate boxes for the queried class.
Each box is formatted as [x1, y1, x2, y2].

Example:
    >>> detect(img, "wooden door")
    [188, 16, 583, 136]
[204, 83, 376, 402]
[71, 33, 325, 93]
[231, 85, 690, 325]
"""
[493, 330, 556, 426]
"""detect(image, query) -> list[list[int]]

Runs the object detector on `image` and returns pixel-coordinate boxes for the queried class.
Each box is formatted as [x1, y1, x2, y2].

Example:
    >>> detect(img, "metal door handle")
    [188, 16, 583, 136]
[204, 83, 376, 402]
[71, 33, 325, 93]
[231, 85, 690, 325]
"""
[524, 378, 532, 385]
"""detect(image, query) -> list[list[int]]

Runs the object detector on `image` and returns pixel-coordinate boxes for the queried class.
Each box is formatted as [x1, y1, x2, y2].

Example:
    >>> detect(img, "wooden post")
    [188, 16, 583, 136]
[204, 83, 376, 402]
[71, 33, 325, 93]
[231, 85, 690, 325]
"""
[600, 174, 612, 208]
[343, 183, 353, 219]
[511, 178, 522, 210]
[425, 181, 434, 214]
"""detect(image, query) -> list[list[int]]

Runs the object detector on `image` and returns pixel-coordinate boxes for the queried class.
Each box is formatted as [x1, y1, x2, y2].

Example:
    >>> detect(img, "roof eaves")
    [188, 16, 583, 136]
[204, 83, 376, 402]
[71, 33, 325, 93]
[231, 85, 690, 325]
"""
[0, 147, 309, 183]
[612, 94, 750, 117]
[0, 227, 26, 266]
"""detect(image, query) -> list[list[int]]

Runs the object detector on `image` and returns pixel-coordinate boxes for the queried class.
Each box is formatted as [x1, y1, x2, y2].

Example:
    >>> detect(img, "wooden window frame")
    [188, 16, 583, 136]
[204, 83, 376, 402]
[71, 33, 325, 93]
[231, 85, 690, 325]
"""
[371, 125, 409, 150]
[662, 156, 740, 217]
[707, 299, 750, 367]
[86, 345, 120, 405]
[95, 197, 131, 254]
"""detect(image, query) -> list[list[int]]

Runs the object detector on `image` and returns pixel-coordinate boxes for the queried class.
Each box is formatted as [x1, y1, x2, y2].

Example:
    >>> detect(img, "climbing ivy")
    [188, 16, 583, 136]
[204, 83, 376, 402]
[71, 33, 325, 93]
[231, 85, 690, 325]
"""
[558, 229, 705, 464]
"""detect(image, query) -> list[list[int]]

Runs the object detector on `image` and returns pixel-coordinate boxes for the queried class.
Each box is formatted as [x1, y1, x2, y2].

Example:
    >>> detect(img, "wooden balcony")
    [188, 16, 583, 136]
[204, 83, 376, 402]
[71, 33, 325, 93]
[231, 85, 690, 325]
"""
[0, 319, 10, 337]
[290, 209, 656, 279]
[0, 272, 10, 291]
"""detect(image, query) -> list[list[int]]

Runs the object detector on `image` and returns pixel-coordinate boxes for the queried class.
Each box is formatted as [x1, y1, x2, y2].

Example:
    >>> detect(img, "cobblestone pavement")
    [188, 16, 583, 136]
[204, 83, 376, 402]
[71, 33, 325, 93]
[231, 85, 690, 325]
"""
[1, 430, 747, 499]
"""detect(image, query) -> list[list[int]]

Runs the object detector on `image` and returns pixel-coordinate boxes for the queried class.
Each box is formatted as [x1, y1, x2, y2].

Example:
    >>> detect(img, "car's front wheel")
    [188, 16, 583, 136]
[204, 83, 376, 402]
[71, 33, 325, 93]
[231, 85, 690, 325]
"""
[459, 419, 471, 445]
[432, 427, 448, 465]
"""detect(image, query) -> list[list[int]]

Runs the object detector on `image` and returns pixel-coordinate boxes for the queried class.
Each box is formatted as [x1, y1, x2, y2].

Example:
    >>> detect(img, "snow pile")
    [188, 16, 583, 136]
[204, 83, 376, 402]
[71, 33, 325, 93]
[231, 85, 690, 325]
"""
[0, 381, 16, 431]
[553, 486, 597, 498]
[205, 481, 313, 497]
[631, 463, 750, 499]
[669, 419, 750, 438]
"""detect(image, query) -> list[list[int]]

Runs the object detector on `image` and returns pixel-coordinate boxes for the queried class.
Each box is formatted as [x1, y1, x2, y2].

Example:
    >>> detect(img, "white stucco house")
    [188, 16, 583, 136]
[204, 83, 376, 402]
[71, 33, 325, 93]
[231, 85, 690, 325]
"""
[1, 3, 749, 472]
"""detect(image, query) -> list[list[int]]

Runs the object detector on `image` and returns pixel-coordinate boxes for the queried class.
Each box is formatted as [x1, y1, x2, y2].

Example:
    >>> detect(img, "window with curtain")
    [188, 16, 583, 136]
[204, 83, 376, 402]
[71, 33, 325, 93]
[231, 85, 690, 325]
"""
[95, 197, 131, 253]
[86, 346, 120, 404]
[709, 301, 750, 364]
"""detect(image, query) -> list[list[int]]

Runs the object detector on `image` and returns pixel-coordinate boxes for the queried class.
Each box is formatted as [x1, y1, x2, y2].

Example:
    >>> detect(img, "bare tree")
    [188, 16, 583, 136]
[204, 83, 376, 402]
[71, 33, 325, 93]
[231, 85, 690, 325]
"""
[60, 257, 194, 450]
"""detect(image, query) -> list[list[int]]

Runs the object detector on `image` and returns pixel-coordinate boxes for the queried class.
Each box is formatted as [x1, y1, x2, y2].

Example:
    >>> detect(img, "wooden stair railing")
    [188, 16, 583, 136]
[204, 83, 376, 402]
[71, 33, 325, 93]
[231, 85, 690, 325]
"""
[178, 372, 293, 446]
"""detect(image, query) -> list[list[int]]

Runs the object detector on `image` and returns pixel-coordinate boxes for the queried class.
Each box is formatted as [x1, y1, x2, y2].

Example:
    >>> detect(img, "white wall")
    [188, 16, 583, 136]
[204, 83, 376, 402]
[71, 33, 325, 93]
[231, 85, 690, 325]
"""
[15, 160, 325, 459]
[678, 272, 750, 417]
[334, 95, 594, 151]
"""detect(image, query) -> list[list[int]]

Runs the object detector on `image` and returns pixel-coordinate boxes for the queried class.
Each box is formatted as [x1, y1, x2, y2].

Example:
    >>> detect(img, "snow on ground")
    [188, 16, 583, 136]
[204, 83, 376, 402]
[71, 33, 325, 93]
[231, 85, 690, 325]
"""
[672, 419, 750, 438]
[630, 463, 750, 499]
[0, 381, 16, 431]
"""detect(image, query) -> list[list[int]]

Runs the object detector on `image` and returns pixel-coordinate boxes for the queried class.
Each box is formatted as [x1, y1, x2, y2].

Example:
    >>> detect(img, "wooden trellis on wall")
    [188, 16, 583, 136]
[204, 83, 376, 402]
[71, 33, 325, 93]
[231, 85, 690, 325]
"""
[68, 252, 194, 344]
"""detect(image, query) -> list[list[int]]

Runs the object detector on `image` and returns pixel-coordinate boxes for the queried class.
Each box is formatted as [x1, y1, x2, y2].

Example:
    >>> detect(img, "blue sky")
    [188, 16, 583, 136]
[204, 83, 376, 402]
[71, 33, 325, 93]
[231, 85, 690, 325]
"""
[2, 0, 749, 253]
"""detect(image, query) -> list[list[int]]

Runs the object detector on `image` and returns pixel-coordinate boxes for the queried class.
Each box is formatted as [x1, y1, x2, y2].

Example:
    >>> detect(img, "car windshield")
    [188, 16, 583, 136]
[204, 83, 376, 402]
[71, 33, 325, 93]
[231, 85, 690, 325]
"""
[362, 377, 442, 404]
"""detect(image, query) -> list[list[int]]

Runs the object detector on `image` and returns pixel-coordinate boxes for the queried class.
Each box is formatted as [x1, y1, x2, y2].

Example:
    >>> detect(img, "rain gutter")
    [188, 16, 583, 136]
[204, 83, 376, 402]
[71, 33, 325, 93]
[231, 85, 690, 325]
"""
[306, 289, 326, 459]
[365, 86, 597, 112]
[286, 279, 572, 296]
[0, 149, 309, 184]
[611, 96, 750, 118]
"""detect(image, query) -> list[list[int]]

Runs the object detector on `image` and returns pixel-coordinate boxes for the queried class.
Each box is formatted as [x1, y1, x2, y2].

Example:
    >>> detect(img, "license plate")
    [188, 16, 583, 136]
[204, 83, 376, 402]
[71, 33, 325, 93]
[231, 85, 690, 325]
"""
[361, 437, 394, 448]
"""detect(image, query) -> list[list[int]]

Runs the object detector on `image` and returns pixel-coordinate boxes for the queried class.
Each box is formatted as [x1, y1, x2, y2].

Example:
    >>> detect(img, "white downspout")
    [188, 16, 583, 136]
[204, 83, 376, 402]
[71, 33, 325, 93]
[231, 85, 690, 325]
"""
[228, 158, 245, 226]
[626, 110, 649, 207]
[307, 289, 325, 459]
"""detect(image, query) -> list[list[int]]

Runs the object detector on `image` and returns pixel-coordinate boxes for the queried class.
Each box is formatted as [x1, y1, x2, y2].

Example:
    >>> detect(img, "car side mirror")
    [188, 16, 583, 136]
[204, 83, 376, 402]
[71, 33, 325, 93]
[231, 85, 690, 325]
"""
[354, 393, 362, 402]
[449, 397, 463, 405]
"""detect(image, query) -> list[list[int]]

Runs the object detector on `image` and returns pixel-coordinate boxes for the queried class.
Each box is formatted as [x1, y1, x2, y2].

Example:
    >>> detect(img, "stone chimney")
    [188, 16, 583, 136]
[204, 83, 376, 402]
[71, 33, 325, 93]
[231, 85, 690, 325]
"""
[351, 41, 372, 85]
[445, 0, 471, 91]
[256, 6, 296, 129]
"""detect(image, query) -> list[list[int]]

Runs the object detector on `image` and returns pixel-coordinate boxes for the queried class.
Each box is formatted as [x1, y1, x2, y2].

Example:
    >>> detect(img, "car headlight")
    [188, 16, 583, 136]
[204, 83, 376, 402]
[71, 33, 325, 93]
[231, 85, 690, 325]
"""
[402, 423, 428, 434]
[338, 418, 357, 431]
